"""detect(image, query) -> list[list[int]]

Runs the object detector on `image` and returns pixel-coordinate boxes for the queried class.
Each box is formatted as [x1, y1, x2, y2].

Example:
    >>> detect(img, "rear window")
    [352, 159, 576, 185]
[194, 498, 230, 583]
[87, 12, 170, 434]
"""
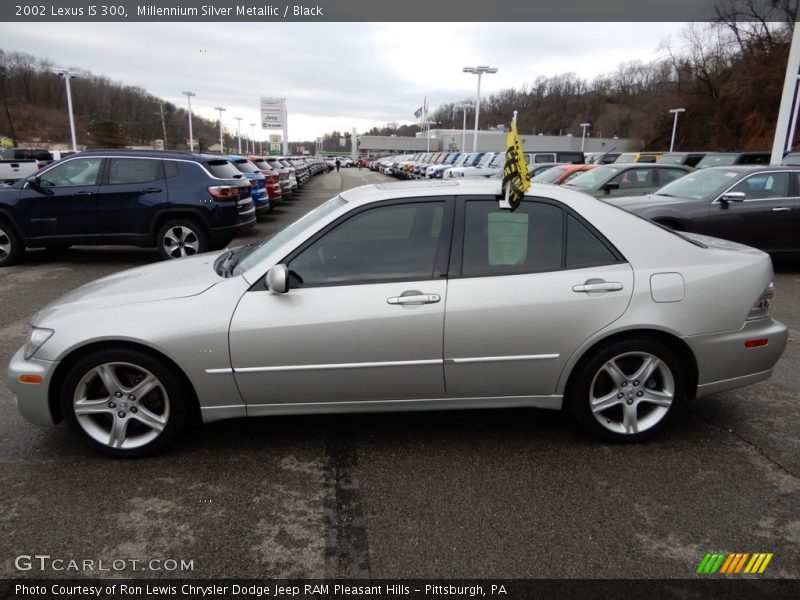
[205, 160, 242, 179]
[232, 159, 260, 174]
[252, 159, 273, 170]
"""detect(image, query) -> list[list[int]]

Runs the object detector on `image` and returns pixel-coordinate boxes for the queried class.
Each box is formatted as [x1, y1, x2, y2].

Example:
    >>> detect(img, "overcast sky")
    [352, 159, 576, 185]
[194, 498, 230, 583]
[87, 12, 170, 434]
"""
[2, 22, 687, 142]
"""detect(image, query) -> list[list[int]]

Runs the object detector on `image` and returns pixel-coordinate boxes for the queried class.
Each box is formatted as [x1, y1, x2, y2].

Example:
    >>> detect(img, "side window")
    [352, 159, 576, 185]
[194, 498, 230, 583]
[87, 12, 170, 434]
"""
[659, 168, 689, 185]
[288, 201, 445, 286]
[164, 160, 181, 179]
[611, 168, 654, 189]
[566, 215, 618, 268]
[107, 158, 163, 184]
[534, 154, 555, 163]
[730, 173, 790, 200]
[39, 158, 103, 187]
[462, 201, 563, 276]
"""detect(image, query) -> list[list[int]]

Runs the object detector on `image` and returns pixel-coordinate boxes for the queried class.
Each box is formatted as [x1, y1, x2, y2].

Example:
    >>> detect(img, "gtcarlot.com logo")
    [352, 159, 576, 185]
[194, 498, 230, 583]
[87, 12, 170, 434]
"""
[696, 552, 773, 575]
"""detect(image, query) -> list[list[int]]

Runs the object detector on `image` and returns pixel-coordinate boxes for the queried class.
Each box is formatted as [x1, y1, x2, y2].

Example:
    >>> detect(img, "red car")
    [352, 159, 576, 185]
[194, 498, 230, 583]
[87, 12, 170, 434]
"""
[531, 163, 597, 185]
[249, 156, 283, 208]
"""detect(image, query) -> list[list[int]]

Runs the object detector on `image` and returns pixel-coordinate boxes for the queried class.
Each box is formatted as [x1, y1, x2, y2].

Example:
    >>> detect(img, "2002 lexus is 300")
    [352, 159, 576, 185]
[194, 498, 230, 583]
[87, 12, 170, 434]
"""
[7, 179, 788, 456]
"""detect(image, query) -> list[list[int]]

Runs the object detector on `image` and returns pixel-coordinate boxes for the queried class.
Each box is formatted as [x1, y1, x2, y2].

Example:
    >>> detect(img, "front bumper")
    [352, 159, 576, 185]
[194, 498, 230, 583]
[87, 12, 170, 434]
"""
[7, 346, 58, 426]
[686, 318, 788, 398]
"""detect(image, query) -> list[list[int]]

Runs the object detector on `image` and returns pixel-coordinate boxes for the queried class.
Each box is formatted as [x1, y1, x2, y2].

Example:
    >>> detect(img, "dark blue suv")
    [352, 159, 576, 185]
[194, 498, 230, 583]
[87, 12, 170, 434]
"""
[0, 150, 256, 266]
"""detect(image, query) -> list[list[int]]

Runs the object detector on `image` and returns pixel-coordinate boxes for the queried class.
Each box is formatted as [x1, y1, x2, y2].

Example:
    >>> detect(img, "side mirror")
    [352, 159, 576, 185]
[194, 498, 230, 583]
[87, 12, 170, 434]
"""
[265, 264, 289, 294]
[720, 191, 745, 203]
[26, 176, 52, 196]
[603, 181, 620, 193]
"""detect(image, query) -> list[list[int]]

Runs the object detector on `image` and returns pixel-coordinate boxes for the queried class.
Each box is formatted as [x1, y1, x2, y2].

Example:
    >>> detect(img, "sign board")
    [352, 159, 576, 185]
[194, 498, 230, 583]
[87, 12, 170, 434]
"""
[296, 146, 305, 154]
[269, 134, 281, 144]
[261, 97, 285, 129]
[269, 143, 282, 156]
[154, 139, 164, 151]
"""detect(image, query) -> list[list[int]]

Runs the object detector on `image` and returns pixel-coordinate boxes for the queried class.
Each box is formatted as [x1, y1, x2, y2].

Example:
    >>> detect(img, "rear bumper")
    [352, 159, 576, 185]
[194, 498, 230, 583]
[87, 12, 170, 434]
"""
[209, 214, 256, 243]
[685, 318, 788, 399]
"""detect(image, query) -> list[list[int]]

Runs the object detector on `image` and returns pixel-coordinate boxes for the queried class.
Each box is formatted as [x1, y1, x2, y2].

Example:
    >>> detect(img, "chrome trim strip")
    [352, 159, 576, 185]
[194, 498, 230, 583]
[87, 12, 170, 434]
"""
[234, 358, 443, 373]
[445, 354, 559, 364]
[246, 395, 563, 413]
[205, 368, 234, 374]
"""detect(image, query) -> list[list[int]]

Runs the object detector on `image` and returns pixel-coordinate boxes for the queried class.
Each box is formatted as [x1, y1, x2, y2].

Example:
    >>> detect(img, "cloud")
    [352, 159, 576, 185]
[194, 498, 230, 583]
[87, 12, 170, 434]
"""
[0, 21, 685, 141]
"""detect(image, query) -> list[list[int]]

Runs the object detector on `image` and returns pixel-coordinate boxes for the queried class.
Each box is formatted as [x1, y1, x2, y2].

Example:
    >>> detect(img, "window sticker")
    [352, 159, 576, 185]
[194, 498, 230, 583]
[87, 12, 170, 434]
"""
[488, 212, 529, 265]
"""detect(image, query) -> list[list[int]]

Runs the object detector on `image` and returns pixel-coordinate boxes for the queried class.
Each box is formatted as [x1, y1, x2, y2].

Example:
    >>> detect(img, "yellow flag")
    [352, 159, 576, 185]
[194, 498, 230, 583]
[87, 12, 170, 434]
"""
[502, 116, 530, 211]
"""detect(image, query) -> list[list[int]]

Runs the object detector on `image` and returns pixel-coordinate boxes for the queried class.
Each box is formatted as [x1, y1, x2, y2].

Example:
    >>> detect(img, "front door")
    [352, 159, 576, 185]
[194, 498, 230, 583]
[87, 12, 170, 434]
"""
[228, 198, 453, 407]
[18, 156, 104, 241]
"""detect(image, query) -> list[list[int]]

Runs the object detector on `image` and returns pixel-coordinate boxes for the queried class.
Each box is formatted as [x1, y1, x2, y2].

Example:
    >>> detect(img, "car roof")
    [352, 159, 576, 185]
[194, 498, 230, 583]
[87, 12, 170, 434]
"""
[76, 149, 229, 161]
[703, 165, 796, 173]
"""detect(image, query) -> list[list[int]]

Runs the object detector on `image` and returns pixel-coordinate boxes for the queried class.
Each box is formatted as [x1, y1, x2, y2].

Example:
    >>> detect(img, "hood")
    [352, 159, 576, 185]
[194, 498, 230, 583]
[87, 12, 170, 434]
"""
[33, 252, 225, 325]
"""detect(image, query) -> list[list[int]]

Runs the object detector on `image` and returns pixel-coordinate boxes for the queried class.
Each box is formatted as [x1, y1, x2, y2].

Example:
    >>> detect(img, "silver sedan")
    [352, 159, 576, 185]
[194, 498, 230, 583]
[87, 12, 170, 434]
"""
[7, 180, 788, 456]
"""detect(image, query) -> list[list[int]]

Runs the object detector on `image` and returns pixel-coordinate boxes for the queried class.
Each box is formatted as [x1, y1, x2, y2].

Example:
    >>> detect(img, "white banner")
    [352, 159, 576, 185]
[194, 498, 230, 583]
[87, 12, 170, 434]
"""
[261, 97, 285, 129]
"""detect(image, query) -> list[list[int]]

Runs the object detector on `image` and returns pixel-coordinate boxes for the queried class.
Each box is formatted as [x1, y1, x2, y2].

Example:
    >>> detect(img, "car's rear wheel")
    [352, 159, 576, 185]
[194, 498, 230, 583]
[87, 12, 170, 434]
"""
[61, 349, 190, 457]
[157, 219, 208, 260]
[0, 219, 23, 267]
[568, 338, 685, 442]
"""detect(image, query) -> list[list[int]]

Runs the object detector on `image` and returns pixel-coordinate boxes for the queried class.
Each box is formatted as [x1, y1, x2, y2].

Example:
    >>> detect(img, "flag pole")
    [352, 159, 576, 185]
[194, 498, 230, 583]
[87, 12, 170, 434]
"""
[500, 111, 517, 210]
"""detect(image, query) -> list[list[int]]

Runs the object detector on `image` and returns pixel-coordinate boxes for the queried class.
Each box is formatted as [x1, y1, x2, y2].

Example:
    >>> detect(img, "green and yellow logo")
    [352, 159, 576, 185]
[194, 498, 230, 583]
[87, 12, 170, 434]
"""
[696, 552, 773, 574]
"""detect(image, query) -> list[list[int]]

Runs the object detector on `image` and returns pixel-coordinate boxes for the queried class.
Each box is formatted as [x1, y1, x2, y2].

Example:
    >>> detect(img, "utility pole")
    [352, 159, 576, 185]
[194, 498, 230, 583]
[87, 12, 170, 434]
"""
[156, 103, 168, 148]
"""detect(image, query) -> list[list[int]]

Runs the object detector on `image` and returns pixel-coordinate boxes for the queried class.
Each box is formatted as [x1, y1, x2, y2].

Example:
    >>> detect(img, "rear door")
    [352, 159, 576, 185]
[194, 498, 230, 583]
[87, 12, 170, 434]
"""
[443, 197, 633, 398]
[96, 157, 168, 243]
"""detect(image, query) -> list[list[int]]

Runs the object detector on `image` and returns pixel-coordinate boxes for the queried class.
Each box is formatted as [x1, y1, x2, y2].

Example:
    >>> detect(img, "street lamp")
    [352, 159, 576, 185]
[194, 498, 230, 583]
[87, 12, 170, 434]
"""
[53, 69, 78, 152]
[234, 117, 243, 153]
[182, 91, 196, 152]
[214, 106, 226, 154]
[250, 123, 256, 154]
[463, 65, 498, 152]
[669, 108, 686, 152]
[456, 104, 471, 151]
[579, 123, 591, 152]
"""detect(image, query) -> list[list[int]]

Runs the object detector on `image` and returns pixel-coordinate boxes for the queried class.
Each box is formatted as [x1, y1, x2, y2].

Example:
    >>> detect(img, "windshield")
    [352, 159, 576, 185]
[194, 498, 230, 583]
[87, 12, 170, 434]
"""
[695, 153, 737, 169]
[233, 196, 347, 275]
[565, 165, 620, 189]
[489, 153, 506, 167]
[532, 166, 568, 184]
[477, 153, 494, 167]
[784, 153, 800, 166]
[658, 154, 685, 165]
[615, 153, 637, 163]
[654, 169, 741, 200]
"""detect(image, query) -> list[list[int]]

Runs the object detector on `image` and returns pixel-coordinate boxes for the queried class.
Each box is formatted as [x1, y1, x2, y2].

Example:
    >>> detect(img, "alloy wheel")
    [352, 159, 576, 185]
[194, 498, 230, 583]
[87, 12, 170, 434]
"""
[72, 362, 170, 450]
[162, 226, 200, 258]
[589, 351, 674, 435]
[0, 226, 10, 260]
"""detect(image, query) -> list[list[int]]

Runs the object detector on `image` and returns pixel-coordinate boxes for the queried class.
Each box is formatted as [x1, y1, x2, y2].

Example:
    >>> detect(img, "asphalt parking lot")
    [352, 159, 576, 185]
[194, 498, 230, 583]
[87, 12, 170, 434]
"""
[0, 167, 798, 580]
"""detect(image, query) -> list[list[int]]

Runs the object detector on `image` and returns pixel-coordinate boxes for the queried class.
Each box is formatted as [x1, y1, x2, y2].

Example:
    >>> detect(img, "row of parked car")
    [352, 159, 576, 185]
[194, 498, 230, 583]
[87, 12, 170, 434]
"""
[370, 149, 798, 256]
[0, 150, 328, 267]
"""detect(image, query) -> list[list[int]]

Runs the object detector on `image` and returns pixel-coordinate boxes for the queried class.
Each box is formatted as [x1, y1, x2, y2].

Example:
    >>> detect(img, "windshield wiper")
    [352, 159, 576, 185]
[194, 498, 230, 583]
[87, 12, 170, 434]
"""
[225, 241, 261, 276]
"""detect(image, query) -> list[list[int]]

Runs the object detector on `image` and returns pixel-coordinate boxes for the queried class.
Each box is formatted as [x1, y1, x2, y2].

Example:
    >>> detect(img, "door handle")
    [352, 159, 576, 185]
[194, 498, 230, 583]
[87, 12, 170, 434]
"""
[387, 291, 441, 305]
[771, 207, 790, 212]
[572, 280, 624, 293]
[75, 191, 93, 196]
[143, 187, 163, 193]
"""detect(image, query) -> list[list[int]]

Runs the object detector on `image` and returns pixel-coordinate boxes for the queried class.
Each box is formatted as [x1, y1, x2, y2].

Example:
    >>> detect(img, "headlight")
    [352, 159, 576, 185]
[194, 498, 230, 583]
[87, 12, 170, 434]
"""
[24, 327, 54, 360]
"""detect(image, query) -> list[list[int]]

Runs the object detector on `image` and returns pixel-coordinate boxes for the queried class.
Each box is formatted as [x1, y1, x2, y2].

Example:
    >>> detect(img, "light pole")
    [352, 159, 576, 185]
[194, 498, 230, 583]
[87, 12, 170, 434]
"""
[250, 123, 256, 154]
[214, 106, 226, 153]
[235, 117, 243, 153]
[669, 108, 685, 152]
[463, 65, 498, 152]
[579, 123, 591, 151]
[182, 91, 196, 152]
[53, 69, 78, 151]
[456, 104, 471, 151]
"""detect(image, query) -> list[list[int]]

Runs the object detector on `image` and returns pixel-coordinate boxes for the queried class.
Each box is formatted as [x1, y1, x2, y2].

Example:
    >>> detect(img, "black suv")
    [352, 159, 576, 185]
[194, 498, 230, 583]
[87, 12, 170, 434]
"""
[0, 150, 256, 266]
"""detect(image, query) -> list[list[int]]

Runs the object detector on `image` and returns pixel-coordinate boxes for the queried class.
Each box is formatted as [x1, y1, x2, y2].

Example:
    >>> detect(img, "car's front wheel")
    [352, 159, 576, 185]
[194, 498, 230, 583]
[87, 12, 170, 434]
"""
[61, 349, 190, 457]
[568, 338, 685, 442]
[157, 219, 208, 260]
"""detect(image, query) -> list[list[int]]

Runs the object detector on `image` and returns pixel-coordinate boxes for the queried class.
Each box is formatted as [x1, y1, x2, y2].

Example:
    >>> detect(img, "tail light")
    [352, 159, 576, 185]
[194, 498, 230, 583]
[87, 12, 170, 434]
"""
[747, 282, 774, 320]
[207, 185, 239, 200]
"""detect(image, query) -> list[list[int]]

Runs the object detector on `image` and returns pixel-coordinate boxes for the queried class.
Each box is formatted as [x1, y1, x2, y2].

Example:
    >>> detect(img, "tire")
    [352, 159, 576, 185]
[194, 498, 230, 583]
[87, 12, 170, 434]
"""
[567, 337, 685, 443]
[156, 218, 209, 260]
[60, 348, 191, 457]
[0, 218, 23, 267]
